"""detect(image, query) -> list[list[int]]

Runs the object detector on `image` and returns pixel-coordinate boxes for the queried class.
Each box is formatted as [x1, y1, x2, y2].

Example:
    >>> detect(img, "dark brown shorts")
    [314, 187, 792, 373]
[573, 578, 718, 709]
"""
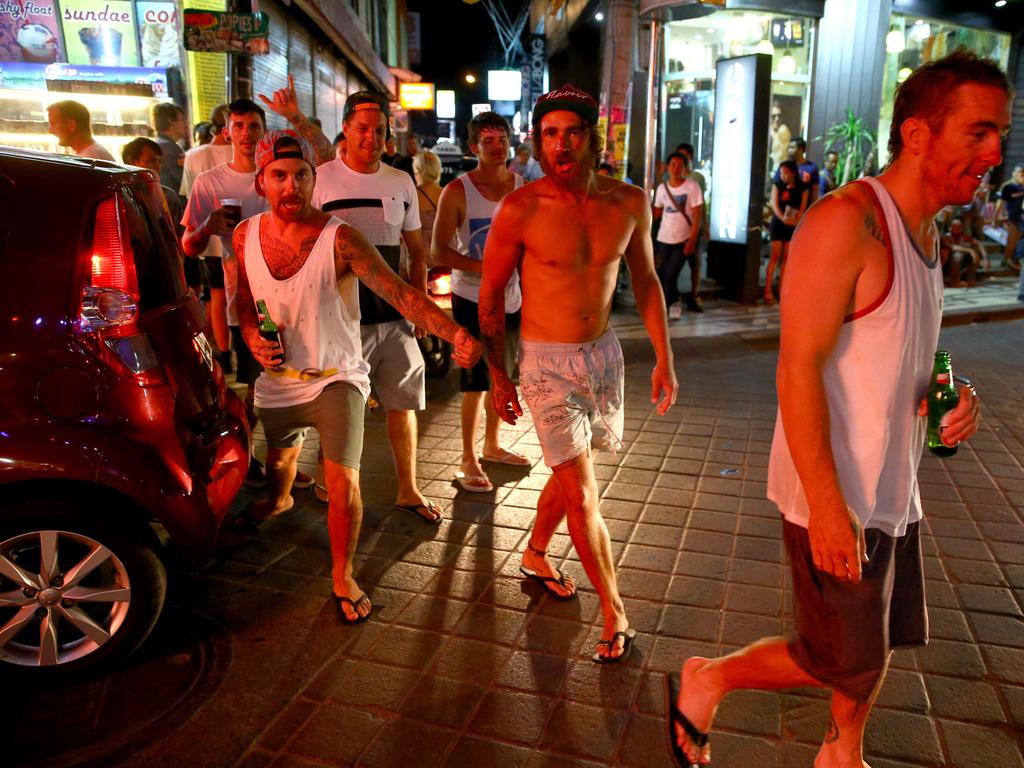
[784, 519, 928, 702]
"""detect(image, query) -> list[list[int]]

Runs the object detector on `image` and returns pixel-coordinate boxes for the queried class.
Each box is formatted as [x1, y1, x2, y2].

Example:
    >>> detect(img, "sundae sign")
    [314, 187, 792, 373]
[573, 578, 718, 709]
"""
[59, 0, 140, 67]
[0, 0, 64, 63]
[183, 9, 268, 55]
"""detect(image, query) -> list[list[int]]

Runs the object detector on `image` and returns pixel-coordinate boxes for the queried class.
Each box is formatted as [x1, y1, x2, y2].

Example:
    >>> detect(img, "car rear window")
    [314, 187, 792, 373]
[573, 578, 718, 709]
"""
[122, 181, 186, 310]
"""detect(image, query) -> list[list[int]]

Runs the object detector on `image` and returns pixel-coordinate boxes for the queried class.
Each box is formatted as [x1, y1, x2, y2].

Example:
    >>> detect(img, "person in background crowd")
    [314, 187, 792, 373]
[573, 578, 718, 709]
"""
[597, 162, 615, 176]
[480, 84, 677, 662]
[122, 137, 184, 240]
[47, 100, 114, 161]
[333, 130, 347, 161]
[769, 101, 791, 171]
[194, 121, 214, 146]
[234, 129, 482, 624]
[996, 164, 1024, 272]
[779, 137, 820, 204]
[312, 91, 442, 524]
[940, 217, 982, 287]
[509, 143, 543, 181]
[668, 48, 994, 768]
[432, 111, 530, 495]
[414, 149, 442, 251]
[181, 104, 233, 197]
[820, 150, 840, 197]
[652, 151, 704, 318]
[764, 159, 809, 305]
[393, 134, 419, 181]
[381, 135, 400, 166]
[151, 101, 187, 193]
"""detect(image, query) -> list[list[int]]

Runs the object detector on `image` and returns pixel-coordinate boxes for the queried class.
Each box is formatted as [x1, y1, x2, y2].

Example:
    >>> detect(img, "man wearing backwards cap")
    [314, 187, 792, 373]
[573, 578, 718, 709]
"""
[479, 84, 678, 662]
[235, 130, 483, 624]
[311, 91, 443, 524]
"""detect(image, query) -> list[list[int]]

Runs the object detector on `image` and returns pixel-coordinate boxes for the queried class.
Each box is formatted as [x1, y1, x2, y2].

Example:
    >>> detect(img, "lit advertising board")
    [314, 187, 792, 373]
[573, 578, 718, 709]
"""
[60, 0, 141, 67]
[399, 81, 434, 110]
[0, 0, 63, 63]
[710, 54, 757, 244]
[436, 89, 455, 119]
[487, 69, 520, 101]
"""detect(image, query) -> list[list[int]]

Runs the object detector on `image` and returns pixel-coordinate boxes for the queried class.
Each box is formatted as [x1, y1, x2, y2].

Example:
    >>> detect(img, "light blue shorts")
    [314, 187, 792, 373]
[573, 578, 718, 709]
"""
[519, 328, 624, 468]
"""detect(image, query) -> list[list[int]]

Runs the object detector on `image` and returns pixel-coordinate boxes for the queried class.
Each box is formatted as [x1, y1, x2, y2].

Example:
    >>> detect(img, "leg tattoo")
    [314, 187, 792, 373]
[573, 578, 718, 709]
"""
[824, 715, 840, 744]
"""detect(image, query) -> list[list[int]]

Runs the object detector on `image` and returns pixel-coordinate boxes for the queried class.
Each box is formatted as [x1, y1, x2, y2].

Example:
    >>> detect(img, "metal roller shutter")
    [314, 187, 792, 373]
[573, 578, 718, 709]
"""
[334, 59, 348, 129]
[288, 18, 315, 124]
[253, 0, 289, 129]
[315, 51, 337, 139]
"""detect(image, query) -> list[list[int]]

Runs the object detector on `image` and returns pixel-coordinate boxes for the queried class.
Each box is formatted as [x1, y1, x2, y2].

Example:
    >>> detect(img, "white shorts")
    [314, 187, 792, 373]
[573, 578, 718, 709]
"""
[361, 319, 426, 411]
[519, 328, 624, 467]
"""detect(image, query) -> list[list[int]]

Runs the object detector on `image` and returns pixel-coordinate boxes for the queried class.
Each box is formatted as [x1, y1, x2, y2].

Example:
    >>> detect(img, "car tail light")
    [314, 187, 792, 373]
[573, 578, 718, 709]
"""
[428, 271, 452, 297]
[77, 194, 163, 384]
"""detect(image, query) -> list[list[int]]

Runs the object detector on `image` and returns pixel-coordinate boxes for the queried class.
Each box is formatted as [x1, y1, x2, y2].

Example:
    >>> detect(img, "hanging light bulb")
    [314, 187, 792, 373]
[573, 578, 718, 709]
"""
[897, 66, 913, 82]
[755, 39, 775, 56]
[885, 30, 905, 53]
[778, 51, 796, 74]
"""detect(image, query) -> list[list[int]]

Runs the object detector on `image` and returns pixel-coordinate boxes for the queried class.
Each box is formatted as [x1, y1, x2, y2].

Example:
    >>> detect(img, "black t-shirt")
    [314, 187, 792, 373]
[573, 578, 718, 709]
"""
[772, 178, 807, 221]
[1000, 182, 1024, 222]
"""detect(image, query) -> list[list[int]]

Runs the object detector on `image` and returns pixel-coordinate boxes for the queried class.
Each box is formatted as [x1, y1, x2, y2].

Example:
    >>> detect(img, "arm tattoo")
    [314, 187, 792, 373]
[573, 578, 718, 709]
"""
[288, 111, 335, 166]
[864, 214, 886, 246]
[478, 296, 508, 376]
[823, 716, 840, 744]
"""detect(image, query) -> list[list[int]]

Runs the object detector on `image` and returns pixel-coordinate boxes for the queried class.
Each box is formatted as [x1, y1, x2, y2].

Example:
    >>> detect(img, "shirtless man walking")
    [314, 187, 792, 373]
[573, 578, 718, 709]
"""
[479, 85, 678, 662]
[668, 50, 997, 768]
[235, 130, 481, 623]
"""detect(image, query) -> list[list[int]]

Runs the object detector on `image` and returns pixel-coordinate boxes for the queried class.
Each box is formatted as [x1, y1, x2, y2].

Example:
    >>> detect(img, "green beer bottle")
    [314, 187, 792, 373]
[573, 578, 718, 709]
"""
[926, 350, 959, 457]
[255, 299, 284, 365]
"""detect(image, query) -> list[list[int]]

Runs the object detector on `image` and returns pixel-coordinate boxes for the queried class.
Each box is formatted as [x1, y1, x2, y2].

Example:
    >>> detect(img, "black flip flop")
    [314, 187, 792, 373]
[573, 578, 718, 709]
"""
[519, 564, 577, 600]
[592, 628, 637, 663]
[394, 502, 443, 525]
[334, 593, 372, 625]
[664, 672, 709, 767]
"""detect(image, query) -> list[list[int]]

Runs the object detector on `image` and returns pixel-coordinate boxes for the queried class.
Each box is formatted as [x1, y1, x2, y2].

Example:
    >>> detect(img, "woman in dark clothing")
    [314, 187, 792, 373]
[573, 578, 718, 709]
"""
[765, 160, 809, 304]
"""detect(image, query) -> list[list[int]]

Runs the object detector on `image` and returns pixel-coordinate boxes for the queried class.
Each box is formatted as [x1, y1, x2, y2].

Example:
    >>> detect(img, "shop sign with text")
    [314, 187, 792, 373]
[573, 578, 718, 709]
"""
[60, 0, 140, 67]
[399, 81, 433, 110]
[710, 55, 757, 244]
[136, 1, 179, 67]
[0, 0, 63, 64]
[183, 9, 268, 55]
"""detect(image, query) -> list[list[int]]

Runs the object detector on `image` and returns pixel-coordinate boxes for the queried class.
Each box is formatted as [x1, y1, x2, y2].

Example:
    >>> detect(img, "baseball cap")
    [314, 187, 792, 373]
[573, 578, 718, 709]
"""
[343, 90, 390, 121]
[255, 130, 316, 174]
[532, 83, 599, 128]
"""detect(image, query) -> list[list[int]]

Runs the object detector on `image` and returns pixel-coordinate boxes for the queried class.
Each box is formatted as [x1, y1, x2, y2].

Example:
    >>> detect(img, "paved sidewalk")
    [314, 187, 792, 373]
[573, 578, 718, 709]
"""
[11, 317, 1024, 768]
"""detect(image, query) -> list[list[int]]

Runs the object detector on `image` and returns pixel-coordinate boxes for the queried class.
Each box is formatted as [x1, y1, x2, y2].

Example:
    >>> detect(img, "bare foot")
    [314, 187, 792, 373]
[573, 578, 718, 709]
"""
[244, 495, 294, 522]
[674, 656, 719, 765]
[595, 610, 630, 661]
[522, 544, 576, 598]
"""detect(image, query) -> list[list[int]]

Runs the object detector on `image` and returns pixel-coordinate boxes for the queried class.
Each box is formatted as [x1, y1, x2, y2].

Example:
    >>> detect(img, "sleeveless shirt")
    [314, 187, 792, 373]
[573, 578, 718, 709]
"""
[767, 177, 944, 536]
[244, 214, 370, 408]
[452, 172, 523, 311]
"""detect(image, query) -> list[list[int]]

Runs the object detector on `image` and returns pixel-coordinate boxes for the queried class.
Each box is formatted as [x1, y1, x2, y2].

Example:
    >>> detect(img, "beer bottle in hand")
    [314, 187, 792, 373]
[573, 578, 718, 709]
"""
[926, 350, 959, 457]
[255, 299, 284, 366]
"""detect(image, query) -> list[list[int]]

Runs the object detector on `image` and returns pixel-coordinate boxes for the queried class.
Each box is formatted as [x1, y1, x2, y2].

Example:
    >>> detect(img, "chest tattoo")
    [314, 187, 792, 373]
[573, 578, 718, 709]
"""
[260, 230, 320, 279]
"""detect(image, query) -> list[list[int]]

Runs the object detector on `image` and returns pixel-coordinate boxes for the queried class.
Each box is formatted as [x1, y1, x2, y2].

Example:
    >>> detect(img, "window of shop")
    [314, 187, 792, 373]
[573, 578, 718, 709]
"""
[663, 11, 816, 173]
[879, 15, 1010, 167]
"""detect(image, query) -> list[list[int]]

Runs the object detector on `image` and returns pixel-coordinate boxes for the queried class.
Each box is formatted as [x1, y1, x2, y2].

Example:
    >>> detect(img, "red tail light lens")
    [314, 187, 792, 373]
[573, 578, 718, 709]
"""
[90, 197, 138, 294]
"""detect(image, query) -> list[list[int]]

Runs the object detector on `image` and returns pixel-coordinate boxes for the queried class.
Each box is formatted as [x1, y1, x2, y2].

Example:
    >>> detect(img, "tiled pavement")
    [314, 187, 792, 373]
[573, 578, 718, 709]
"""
[84, 316, 1024, 768]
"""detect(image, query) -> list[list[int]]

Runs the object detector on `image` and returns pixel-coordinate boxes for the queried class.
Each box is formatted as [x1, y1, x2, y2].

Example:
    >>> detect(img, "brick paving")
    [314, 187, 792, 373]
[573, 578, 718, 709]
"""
[38, 319, 1024, 768]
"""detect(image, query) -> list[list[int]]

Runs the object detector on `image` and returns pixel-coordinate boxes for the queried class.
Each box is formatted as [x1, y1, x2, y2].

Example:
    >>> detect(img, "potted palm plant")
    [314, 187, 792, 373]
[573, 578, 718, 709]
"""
[818, 109, 878, 186]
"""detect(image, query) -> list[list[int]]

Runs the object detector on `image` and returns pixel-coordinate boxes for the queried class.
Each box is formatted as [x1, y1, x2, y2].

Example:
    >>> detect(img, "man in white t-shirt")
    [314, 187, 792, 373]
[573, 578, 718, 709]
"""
[652, 151, 703, 318]
[47, 100, 114, 161]
[180, 103, 233, 197]
[312, 90, 442, 525]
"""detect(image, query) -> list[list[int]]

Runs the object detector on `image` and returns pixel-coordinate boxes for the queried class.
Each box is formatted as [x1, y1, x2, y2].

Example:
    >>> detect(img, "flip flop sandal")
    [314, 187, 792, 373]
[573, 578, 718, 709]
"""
[664, 672, 710, 768]
[592, 628, 637, 664]
[334, 593, 372, 625]
[394, 501, 443, 525]
[293, 470, 315, 489]
[519, 564, 577, 601]
[481, 449, 532, 467]
[454, 471, 494, 493]
[313, 482, 329, 505]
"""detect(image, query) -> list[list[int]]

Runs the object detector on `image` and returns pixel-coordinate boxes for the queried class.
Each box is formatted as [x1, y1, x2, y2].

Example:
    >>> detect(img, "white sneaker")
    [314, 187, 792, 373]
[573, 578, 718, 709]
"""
[668, 303, 683, 320]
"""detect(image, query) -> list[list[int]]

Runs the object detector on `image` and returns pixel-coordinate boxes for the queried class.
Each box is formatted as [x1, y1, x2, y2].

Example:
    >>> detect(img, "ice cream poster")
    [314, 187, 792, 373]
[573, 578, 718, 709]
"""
[60, 0, 139, 68]
[136, 1, 179, 68]
[0, 1, 64, 64]
[183, 9, 268, 55]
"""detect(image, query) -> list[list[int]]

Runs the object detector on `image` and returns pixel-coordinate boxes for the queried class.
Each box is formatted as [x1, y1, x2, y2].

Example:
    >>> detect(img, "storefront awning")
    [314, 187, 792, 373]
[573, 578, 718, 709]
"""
[640, 0, 724, 17]
[640, 0, 825, 19]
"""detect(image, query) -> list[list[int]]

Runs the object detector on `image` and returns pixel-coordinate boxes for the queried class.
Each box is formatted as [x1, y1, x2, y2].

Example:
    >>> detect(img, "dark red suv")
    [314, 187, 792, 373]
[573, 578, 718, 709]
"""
[0, 148, 249, 677]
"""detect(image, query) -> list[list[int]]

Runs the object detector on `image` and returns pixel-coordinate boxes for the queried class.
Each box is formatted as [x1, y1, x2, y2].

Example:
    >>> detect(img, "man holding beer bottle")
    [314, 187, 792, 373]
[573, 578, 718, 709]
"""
[668, 50, 997, 768]
[234, 130, 482, 624]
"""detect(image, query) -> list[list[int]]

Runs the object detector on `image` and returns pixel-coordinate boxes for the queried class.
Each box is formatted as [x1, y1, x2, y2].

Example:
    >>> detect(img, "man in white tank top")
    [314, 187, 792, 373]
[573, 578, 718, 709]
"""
[432, 112, 529, 494]
[234, 130, 482, 625]
[668, 52, 1002, 768]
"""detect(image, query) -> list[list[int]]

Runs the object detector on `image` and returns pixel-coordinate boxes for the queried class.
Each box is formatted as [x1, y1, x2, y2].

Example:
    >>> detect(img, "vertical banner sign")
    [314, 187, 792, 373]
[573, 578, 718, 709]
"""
[60, 0, 140, 67]
[406, 11, 420, 65]
[184, 0, 225, 130]
[710, 55, 758, 244]
[0, 0, 63, 63]
[136, 1, 179, 68]
[528, 33, 545, 118]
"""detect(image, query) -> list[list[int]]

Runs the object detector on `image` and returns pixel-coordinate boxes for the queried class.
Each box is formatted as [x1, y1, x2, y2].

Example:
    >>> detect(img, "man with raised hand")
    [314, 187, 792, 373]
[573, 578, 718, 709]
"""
[479, 84, 678, 662]
[235, 130, 481, 623]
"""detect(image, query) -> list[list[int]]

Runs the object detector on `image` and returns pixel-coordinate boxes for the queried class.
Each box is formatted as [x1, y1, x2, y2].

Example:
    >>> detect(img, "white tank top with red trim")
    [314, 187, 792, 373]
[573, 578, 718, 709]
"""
[245, 214, 370, 409]
[767, 176, 944, 536]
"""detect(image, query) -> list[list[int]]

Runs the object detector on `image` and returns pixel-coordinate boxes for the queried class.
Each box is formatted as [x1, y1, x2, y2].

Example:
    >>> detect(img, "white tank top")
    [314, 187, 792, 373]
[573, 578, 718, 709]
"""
[244, 214, 370, 408]
[452, 172, 523, 311]
[767, 176, 944, 536]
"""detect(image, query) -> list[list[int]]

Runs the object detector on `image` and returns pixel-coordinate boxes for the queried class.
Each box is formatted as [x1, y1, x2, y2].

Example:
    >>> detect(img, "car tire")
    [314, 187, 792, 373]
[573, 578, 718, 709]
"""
[419, 334, 452, 379]
[0, 500, 167, 679]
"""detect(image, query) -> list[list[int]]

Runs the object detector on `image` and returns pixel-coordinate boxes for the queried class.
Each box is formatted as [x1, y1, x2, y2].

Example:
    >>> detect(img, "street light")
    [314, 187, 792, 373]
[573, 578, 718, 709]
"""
[465, 73, 477, 84]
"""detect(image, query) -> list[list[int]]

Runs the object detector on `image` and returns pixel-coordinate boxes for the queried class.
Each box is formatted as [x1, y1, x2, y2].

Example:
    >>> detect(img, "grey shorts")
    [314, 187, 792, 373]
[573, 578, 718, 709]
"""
[519, 328, 624, 468]
[784, 519, 927, 702]
[361, 319, 425, 411]
[255, 381, 365, 469]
